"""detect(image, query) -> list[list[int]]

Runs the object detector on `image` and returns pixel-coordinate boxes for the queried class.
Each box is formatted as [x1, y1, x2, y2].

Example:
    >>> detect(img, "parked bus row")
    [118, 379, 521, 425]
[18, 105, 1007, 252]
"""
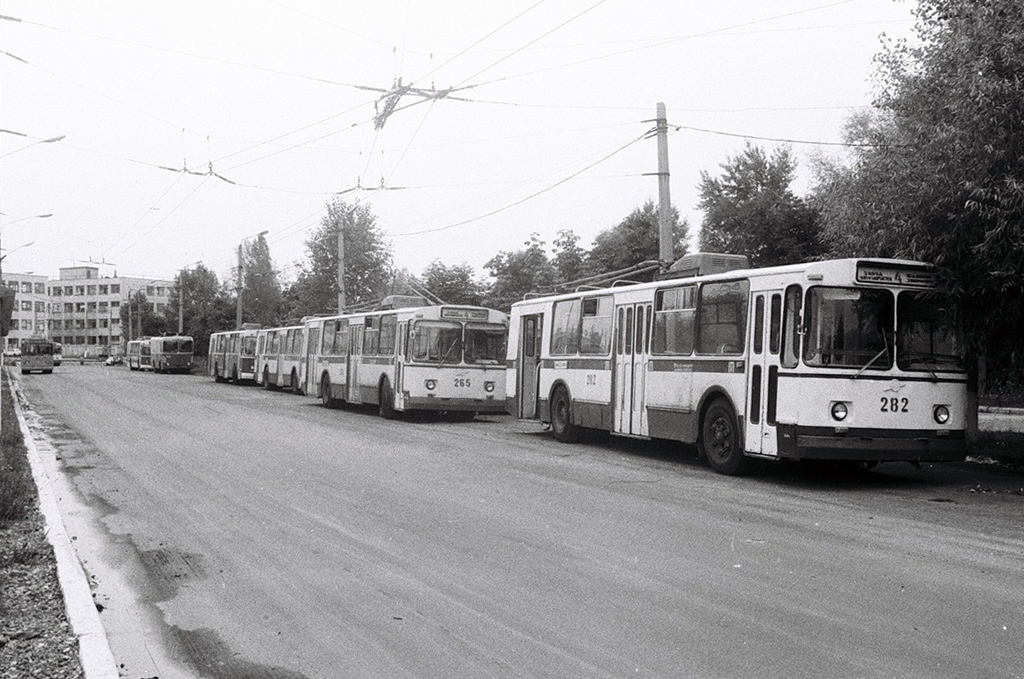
[127, 335, 195, 373]
[210, 302, 509, 419]
[204, 256, 969, 475]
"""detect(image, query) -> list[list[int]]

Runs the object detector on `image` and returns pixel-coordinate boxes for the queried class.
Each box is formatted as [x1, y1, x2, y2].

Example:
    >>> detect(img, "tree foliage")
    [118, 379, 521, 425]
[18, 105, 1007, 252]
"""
[285, 199, 393, 318]
[421, 260, 484, 306]
[240, 233, 282, 327]
[810, 0, 1024, 376]
[483, 234, 556, 312]
[163, 264, 234, 356]
[698, 143, 822, 267]
[120, 291, 168, 343]
[586, 200, 689, 277]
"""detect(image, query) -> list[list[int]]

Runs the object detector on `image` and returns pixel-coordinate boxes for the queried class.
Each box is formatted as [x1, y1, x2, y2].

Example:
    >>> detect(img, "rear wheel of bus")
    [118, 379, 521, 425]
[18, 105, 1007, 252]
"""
[320, 374, 339, 409]
[700, 397, 749, 475]
[550, 385, 580, 443]
[379, 378, 396, 419]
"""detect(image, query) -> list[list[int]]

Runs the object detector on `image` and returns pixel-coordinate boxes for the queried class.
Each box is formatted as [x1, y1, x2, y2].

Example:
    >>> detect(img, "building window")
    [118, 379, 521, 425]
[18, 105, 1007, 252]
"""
[34, 302, 45, 312]
[64, 303, 74, 313]
[75, 303, 85, 313]
[146, 286, 154, 296]
[34, 283, 45, 294]
[21, 320, 31, 330]
[87, 302, 97, 312]
[76, 286, 85, 295]
[21, 301, 31, 311]
[64, 286, 73, 295]
[110, 284, 120, 294]
[111, 301, 120, 308]
[21, 282, 32, 293]
[87, 285, 97, 295]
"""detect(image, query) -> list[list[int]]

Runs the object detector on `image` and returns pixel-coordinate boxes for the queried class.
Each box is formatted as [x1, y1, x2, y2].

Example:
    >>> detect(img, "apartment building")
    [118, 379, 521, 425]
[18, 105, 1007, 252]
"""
[2, 266, 173, 357]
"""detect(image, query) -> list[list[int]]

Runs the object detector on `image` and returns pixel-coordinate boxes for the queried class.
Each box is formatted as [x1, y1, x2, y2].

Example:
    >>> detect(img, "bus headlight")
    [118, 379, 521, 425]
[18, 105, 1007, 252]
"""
[484, 381, 495, 393]
[425, 379, 437, 391]
[933, 405, 950, 424]
[830, 401, 849, 421]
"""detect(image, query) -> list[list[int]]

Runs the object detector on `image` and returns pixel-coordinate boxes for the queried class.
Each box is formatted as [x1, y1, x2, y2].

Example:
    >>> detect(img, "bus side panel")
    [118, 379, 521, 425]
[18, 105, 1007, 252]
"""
[537, 360, 613, 431]
[646, 358, 696, 443]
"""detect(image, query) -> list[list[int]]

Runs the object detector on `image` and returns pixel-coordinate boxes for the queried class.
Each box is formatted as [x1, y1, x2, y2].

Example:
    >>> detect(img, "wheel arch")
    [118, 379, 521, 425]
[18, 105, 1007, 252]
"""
[696, 387, 744, 452]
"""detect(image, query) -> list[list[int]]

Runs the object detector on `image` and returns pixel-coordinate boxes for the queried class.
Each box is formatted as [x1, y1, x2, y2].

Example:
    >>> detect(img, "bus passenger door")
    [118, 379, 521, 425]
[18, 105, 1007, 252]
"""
[348, 326, 363, 404]
[394, 322, 407, 410]
[305, 327, 320, 396]
[517, 314, 543, 419]
[746, 291, 783, 456]
[614, 303, 651, 436]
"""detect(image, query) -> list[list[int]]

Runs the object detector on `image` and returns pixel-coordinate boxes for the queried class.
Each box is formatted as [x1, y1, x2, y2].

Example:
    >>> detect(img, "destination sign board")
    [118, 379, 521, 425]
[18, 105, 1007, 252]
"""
[856, 264, 937, 288]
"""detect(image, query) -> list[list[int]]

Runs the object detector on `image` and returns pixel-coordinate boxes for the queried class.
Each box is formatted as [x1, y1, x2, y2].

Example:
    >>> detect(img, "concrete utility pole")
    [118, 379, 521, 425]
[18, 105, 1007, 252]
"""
[337, 217, 346, 313]
[656, 102, 673, 272]
[235, 242, 244, 330]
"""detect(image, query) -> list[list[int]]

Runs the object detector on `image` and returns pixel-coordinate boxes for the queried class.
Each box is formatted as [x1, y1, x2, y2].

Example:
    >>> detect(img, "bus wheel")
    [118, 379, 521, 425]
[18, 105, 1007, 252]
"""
[321, 374, 338, 408]
[263, 367, 274, 390]
[550, 386, 580, 443]
[291, 369, 303, 395]
[214, 365, 223, 383]
[231, 367, 239, 384]
[701, 398, 748, 475]
[379, 379, 396, 419]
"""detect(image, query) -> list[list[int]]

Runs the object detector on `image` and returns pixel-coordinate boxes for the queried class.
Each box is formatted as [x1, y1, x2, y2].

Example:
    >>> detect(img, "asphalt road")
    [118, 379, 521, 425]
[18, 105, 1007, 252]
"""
[16, 363, 1024, 679]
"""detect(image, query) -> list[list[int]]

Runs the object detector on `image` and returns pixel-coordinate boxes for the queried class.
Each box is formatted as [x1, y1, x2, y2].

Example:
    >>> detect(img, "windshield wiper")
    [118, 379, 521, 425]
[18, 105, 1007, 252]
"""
[438, 339, 460, 366]
[854, 328, 890, 379]
[903, 344, 939, 381]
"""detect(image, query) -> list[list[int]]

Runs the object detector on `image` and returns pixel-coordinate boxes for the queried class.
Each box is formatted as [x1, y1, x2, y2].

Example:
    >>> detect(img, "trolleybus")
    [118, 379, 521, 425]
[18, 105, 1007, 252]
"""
[301, 304, 507, 417]
[209, 325, 260, 383]
[150, 335, 194, 373]
[255, 324, 306, 392]
[127, 338, 152, 371]
[19, 337, 55, 374]
[506, 255, 968, 474]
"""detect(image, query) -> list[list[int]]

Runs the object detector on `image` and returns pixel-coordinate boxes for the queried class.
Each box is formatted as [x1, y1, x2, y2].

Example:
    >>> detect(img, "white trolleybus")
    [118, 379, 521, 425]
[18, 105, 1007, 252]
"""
[127, 338, 153, 371]
[209, 325, 261, 383]
[506, 254, 968, 475]
[298, 303, 508, 418]
[255, 324, 306, 392]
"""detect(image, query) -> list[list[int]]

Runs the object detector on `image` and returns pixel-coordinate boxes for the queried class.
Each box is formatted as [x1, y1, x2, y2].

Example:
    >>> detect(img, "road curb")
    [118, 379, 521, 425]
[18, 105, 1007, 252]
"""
[8, 370, 119, 679]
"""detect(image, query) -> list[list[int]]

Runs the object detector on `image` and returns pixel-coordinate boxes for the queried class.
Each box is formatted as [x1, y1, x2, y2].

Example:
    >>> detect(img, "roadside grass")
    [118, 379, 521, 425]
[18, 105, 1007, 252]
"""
[0, 368, 84, 677]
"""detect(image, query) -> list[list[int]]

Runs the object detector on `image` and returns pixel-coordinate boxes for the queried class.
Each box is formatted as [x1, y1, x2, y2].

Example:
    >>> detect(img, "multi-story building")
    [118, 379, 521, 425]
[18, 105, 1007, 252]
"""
[2, 266, 174, 357]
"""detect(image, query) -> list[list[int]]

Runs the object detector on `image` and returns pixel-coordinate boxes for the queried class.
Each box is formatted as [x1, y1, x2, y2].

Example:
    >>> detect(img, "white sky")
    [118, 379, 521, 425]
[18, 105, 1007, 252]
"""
[0, 0, 916, 285]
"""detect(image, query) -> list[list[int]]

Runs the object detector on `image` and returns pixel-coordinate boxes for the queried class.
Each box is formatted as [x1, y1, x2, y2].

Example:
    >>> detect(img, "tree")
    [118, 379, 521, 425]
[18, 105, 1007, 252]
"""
[120, 291, 168, 342]
[483, 233, 556, 312]
[285, 199, 393, 318]
[240, 233, 283, 327]
[550, 229, 586, 284]
[810, 0, 1024, 383]
[421, 260, 484, 305]
[163, 264, 235, 356]
[698, 143, 822, 268]
[586, 200, 689, 277]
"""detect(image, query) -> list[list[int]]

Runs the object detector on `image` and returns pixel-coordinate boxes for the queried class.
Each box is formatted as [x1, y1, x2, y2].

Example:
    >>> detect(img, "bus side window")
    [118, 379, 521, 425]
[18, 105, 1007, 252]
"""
[781, 285, 802, 368]
[525, 318, 536, 356]
[322, 321, 335, 354]
[769, 293, 782, 355]
[753, 295, 765, 355]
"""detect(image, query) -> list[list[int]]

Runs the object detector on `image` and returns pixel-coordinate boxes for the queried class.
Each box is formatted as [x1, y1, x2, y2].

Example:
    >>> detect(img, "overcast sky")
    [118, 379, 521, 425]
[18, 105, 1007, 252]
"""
[0, 0, 916, 284]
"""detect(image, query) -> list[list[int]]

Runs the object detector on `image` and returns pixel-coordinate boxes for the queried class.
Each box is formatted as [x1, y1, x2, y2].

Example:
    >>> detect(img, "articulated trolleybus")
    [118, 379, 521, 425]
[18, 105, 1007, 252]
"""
[278, 303, 507, 417]
[507, 255, 967, 474]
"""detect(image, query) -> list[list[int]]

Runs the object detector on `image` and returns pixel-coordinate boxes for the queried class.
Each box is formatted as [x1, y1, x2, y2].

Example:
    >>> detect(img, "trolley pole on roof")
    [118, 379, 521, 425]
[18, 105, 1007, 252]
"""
[656, 102, 673, 273]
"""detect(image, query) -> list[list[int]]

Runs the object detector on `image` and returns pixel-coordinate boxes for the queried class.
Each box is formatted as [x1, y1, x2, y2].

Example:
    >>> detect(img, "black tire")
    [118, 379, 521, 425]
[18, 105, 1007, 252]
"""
[231, 367, 239, 384]
[263, 367, 274, 390]
[321, 374, 339, 408]
[214, 365, 224, 383]
[700, 397, 749, 475]
[290, 369, 303, 395]
[550, 385, 580, 443]
[379, 378, 396, 419]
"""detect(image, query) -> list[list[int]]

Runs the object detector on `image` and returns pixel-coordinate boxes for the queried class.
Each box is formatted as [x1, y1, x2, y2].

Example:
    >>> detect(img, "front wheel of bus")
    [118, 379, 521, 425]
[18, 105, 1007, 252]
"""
[379, 379, 396, 420]
[321, 374, 339, 409]
[700, 398, 748, 476]
[550, 386, 580, 443]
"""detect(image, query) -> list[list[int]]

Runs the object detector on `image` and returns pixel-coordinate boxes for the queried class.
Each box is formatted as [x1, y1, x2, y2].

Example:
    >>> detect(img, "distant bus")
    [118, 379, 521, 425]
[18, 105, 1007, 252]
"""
[53, 341, 63, 366]
[507, 256, 968, 475]
[254, 324, 306, 392]
[20, 337, 55, 374]
[209, 326, 261, 383]
[301, 304, 507, 417]
[150, 335, 194, 374]
[127, 338, 152, 371]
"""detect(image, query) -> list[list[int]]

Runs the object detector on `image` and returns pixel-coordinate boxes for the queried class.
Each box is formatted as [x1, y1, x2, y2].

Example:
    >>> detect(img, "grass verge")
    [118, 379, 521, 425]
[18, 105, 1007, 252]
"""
[0, 367, 84, 677]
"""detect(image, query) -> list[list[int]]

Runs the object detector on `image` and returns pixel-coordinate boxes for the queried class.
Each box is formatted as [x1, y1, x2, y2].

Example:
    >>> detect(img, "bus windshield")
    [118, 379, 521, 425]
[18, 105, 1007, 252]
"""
[410, 321, 463, 364]
[897, 292, 965, 372]
[241, 336, 257, 356]
[803, 287, 894, 370]
[464, 323, 506, 365]
[22, 341, 53, 356]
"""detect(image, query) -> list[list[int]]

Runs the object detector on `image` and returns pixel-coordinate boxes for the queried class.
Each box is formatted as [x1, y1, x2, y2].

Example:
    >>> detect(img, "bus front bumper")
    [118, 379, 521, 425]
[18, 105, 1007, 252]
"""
[776, 424, 967, 462]
[404, 395, 506, 413]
